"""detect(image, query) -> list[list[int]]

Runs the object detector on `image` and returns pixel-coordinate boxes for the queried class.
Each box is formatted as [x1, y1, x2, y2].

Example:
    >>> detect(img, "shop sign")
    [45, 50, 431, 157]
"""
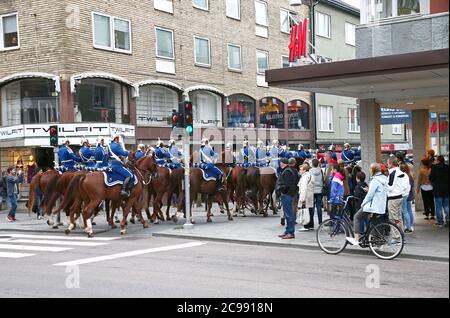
[394, 143, 409, 151]
[0, 125, 25, 140]
[288, 19, 308, 62]
[381, 144, 395, 151]
[381, 108, 412, 125]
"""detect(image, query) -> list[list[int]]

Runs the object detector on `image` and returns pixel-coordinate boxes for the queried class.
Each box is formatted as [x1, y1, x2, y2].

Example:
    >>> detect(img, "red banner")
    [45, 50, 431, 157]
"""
[288, 19, 308, 63]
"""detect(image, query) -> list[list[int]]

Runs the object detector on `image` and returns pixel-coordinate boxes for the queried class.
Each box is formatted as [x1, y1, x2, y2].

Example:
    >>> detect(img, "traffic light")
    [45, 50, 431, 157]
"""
[49, 125, 58, 147]
[171, 110, 179, 130]
[182, 101, 193, 136]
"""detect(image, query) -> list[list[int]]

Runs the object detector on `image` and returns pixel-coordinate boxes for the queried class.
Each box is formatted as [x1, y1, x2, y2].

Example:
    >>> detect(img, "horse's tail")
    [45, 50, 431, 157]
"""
[60, 173, 87, 212]
[27, 173, 41, 216]
[42, 174, 60, 215]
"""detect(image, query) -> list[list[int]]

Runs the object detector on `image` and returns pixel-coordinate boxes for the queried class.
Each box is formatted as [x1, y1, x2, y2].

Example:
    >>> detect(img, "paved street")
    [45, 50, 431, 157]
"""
[0, 207, 448, 298]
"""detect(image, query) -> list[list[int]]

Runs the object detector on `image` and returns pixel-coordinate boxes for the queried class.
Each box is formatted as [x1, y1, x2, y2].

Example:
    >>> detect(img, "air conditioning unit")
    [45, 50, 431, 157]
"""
[309, 54, 332, 64]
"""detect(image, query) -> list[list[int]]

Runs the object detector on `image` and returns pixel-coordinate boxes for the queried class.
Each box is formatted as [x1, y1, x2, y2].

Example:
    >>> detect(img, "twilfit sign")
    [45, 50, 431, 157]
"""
[0, 123, 135, 141]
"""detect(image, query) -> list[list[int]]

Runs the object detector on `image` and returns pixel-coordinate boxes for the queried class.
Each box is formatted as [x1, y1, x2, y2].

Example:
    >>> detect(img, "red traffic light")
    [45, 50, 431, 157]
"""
[172, 114, 178, 125]
[50, 127, 57, 135]
[184, 102, 193, 112]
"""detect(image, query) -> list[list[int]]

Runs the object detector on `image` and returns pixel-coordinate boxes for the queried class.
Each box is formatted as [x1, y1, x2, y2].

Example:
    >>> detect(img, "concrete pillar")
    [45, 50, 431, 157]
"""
[359, 99, 381, 175]
[59, 80, 74, 123]
[412, 109, 430, 212]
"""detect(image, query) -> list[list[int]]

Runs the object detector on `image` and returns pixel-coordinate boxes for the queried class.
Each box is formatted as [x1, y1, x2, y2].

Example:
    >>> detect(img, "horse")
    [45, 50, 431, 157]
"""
[258, 166, 278, 217]
[27, 169, 60, 217]
[164, 167, 185, 222]
[62, 154, 157, 237]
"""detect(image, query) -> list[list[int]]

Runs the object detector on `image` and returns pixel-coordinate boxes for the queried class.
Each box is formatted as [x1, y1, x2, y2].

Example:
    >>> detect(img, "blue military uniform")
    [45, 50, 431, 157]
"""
[108, 141, 133, 181]
[94, 144, 108, 169]
[270, 146, 282, 174]
[135, 149, 145, 160]
[58, 145, 81, 170]
[256, 147, 269, 167]
[80, 145, 96, 167]
[200, 145, 223, 182]
[353, 148, 361, 162]
[342, 148, 355, 165]
[168, 145, 183, 169]
[239, 146, 255, 168]
[295, 149, 312, 159]
[155, 146, 170, 166]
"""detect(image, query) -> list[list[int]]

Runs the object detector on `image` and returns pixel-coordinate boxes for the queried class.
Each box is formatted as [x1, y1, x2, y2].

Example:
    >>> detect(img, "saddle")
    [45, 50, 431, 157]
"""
[102, 170, 139, 187]
[193, 163, 218, 182]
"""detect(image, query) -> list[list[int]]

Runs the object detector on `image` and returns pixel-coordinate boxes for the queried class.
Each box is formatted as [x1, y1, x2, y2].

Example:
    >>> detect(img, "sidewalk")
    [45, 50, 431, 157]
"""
[1, 207, 448, 262]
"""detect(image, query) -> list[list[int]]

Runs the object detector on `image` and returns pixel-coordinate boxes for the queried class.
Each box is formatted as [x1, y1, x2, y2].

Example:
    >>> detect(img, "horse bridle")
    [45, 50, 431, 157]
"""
[128, 160, 152, 186]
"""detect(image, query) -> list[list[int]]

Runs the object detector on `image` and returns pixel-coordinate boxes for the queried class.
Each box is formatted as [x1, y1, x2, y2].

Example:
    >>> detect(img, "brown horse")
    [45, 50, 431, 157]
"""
[258, 166, 278, 217]
[62, 154, 157, 237]
[164, 167, 185, 222]
[27, 169, 60, 217]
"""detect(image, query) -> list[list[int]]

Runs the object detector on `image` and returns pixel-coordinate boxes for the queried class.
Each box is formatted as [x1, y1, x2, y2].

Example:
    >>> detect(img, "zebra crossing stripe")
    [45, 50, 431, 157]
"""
[6, 239, 107, 247]
[1, 234, 120, 241]
[0, 243, 73, 252]
[0, 252, 35, 259]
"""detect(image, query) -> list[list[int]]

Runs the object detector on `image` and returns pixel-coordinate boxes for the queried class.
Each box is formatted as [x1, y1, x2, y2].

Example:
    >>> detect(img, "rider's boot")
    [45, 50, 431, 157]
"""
[216, 178, 225, 193]
[121, 177, 131, 198]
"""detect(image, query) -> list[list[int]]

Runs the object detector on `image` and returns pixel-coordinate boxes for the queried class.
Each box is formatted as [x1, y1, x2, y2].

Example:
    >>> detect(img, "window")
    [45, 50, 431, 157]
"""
[228, 94, 256, 128]
[0, 13, 19, 50]
[392, 124, 403, 135]
[226, 0, 240, 20]
[92, 13, 131, 53]
[136, 85, 178, 127]
[315, 11, 331, 38]
[319, 106, 333, 131]
[193, 0, 208, 11]
[281, 55, 290, 68]
[190, 90, 223, 127]
[288, 100, 309, 130]
[345, 22, 356, 46]
[228, 44, 242, 71]
[280, 9, 299, 34]
[348, 108, 360, 132]
[260, 97, 284, 129]
[155, 27, 174, 59]
[1, 79, 59, 126]
[255, 1, 268, 26]
[154, 0, 173, 13]
[363, 0, 422, 24]
[256, 50, 268, 74]
[194, 36, 210, 66]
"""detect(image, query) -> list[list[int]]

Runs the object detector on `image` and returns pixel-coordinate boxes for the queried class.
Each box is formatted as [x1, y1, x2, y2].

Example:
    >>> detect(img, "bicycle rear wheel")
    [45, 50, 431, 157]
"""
[317, 219, 349, 255]
[368, 222, 404, 260]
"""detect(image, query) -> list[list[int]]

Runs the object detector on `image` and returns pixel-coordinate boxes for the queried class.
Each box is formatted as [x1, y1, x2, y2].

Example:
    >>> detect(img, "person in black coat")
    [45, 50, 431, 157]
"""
[352, 171, 368, 220]
[429, 155, 449, 227]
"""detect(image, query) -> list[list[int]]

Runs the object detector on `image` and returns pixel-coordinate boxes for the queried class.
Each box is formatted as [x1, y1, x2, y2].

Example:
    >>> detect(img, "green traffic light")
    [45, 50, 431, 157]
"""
[186, 126, 193, 135]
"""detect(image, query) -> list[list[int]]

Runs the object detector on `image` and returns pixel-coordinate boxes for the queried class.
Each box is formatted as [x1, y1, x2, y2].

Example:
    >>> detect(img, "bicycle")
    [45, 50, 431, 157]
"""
[316, 196, 405, 260]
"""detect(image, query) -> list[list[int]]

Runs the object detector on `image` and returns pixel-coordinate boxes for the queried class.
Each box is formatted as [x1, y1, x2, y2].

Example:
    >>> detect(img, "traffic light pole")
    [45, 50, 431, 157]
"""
[183, 137, 194, 229]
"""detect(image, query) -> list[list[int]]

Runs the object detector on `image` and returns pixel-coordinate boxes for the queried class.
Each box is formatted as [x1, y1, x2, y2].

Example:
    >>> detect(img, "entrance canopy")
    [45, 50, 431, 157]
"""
[266, 49, 449, 112]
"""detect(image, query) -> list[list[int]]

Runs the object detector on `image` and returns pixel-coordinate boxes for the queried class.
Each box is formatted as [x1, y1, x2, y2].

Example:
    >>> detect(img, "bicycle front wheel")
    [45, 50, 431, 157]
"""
[317, 219, 349, 255]
[368, 222, 404, 260]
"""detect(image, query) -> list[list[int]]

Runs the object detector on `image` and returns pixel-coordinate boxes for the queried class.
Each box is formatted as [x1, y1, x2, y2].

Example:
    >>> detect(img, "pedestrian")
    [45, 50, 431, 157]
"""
[310, 159, 324, 227]
[387, 157, 410, 232]
[276, 158, 300, 239]
[289, 158, 299, 222]
[6, 166, 24, 222]
[346, 163, 388, 246]
[297, 164, 315, 231]
[400, 163, 415, 233]
[429, 155, 449, 227]
[328, 164, 345, 219]
[0, 171, 6, 211]
[353, 171, 368, 215]
[417, 158, 436, 220]
[351, 165, 362, 195]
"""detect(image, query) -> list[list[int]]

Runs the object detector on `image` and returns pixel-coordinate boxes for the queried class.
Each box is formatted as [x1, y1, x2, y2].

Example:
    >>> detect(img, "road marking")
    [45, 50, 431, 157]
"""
[54, 241, 207, 266]
[0, 243, 73, 252]
[0, 233, 119, 241]
[0, 252, 35, 259]
[3, 239, 107, 247]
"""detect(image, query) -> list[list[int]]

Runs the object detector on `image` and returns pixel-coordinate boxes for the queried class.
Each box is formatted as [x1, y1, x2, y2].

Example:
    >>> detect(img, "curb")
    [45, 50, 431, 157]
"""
[152, 232, 449, 263]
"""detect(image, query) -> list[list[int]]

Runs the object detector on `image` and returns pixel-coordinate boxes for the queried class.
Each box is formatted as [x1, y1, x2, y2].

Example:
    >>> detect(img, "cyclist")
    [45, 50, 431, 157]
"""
[346, 163, 388, 246]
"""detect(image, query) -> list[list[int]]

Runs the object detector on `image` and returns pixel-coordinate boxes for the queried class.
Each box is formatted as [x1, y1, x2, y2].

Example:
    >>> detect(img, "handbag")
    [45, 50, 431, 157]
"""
[297, 207, 310, 226]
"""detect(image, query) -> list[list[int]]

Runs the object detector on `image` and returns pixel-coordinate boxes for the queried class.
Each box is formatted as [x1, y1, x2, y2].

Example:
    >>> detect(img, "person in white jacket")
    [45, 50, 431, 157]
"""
[387, 157, 410, 232]
[298, 164, 315, 231]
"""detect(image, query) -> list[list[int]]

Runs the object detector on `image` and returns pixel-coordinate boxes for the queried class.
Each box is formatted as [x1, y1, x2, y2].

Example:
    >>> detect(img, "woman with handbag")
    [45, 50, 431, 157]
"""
[297, 164, 315, 231]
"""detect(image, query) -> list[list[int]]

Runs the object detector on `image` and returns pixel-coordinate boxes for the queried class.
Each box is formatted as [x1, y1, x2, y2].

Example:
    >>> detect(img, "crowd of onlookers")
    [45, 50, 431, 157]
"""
[275, 149, 449, 241]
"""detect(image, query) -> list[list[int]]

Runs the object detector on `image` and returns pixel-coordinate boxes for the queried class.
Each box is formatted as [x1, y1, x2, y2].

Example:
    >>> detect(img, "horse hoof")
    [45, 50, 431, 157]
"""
[52, 226, 59, 229]
[220, 210, 225, 214]
[207, 219, 212, 223]
[65, 229, 70, 235]
[120, 230, 127, 235]
[87, 233, 94, 238]
[111, 225, 117, 229]
[130, 219, 135, 224]
[228, 217, 234, 221]
[172, 217, 178, 223]
[263, 213, 268, 217]
[190, 219, 196, 224]
[92, 222, 96, 226]
[143, 222, 149, 229]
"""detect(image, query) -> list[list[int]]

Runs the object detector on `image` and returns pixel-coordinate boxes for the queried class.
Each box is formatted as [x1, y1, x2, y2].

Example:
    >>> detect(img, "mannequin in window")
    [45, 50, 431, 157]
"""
[22, 90, 33, 124]
[27, 155, 37, 184]
[74, 103, 82, 122]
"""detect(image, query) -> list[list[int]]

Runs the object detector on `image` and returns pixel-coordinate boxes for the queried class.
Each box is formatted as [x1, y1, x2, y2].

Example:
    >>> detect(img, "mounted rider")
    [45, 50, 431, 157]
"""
[80, 138, 96, 168]
[279, 145, 293, 160]
[200, 137, 224, 192]
[58, 138, 81, 171]
[224, 142, 236, 167]
[256, 140, 269, 167]
[168, 139, 183, 169]
[154, 139, 170, 166]
[270, 139, 282, 174]
[295, 144, 312, 160]
[342, 143, 355, 166]
[238, 140, 255, 168]
[94, 136, 109, 169]
[108, 134, 134, 198]
[135, 144, 146, 160]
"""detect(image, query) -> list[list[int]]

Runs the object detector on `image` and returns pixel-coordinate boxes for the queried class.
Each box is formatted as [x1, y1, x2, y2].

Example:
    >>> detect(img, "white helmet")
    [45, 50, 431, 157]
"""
[80, 138, 89, 146]
[329, 145, 335, 151]
[257, 140, 265, 148]
[298, 144, 304, 150]
[96, 136, 104, 144]
[226, 142, 233, 150]
[168, 139, 176, 146]
[272, 139, 279, 147]
[103, 137, 110, 144]
[156, 139, 164, 147]
[112, 133, 121, 141]
[201, 137, 209, 146]
[243, 140, 249, 146]
[62, 138, 70, 145]
[138, 143, 145, 149]
[344, 143, 350, 149]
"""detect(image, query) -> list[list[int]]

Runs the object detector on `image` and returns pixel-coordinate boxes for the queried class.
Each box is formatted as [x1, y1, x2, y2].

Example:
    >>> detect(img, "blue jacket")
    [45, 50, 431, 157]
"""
[135, 150, 145, 160]
[6, 174, 24, 197]
[58, 145, 81, 169]
[295, 150, 312, 159]
[94, 145, 108, 167]
[353, 150, 361, 162]
[108, 141, 129, 166]
[329, 173, 345, 204]
[155, 147, 170, 160]
[80, 146, 95, 166]
[361, 173, 388, 214]
[342, 149, 354, 164]
[200, 145, 217, 164]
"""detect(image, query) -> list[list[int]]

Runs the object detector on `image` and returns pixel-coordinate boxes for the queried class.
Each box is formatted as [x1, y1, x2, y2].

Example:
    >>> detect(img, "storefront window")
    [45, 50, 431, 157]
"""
[190, 90, 223, 127]
[288, 100, 309, 130]
[136, 85, 178, 126]
[259, 97, 284, 129]
[227, 94, 256, 128]
[1, 79, 59, 126]
[75, 79, 129, 123]
[363, 0, 422, 24]
[431, 113, 449, 159]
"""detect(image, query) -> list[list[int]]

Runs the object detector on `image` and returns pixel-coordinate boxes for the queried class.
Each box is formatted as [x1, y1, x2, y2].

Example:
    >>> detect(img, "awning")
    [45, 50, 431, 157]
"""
[133, 79, 184, 97]
[0, 72, 61, 93]
[266, 49, 449, 112]
[70, 72, 137, 96]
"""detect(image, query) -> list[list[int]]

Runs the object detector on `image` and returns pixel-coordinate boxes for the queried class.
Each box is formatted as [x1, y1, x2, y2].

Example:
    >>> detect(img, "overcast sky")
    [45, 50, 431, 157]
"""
[342, 0, 361, 9]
